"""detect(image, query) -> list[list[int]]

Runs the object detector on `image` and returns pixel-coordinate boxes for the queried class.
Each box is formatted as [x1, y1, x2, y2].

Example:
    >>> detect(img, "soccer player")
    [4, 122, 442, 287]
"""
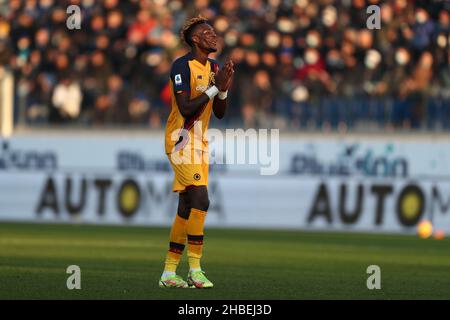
[159, 16, 234, 289]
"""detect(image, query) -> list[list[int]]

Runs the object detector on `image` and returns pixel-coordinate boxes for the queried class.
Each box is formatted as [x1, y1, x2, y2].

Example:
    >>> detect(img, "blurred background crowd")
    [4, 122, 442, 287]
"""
[0, 0, 449, 131]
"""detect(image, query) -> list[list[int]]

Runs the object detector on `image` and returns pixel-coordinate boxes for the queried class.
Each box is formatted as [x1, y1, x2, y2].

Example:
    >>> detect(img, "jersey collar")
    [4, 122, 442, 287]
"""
[189, 53, 210, 69]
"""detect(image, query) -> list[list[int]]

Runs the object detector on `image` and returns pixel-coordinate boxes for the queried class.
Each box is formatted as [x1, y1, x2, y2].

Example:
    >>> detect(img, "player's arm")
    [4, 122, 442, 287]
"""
[212, 95, 227, 119]
[175, 92, 211, 118]
[213, 60, 234, 119]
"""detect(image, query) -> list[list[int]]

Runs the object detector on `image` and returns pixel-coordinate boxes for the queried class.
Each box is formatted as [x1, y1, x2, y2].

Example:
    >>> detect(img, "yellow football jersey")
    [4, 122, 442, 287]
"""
[165, 53, 219, 155]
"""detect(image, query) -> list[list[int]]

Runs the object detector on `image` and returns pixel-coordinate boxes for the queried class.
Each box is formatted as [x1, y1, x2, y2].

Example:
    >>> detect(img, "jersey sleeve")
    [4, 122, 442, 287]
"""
[170, 59, 191, 93]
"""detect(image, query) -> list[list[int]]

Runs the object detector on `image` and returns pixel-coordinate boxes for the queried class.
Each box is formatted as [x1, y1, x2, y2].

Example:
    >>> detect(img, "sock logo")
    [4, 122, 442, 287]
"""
[193, 173, 201, 181]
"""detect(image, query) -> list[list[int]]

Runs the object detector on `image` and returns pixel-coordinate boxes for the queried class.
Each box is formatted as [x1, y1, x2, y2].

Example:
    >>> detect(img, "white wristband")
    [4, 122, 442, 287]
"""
[204, 85, 219, 99]
[218, 90, 228, 100]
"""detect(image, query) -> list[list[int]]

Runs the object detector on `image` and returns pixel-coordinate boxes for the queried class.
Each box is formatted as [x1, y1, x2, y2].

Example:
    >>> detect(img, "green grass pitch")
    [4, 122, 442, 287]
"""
[0, 222, 449, 299]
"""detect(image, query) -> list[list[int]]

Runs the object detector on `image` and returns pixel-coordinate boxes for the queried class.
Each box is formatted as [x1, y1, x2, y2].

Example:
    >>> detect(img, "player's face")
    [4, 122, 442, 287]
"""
[193, 24, 218, 53]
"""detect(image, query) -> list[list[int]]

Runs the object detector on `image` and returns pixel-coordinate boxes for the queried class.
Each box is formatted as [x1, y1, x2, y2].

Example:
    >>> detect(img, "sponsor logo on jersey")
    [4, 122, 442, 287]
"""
[196, 85, 208, 92]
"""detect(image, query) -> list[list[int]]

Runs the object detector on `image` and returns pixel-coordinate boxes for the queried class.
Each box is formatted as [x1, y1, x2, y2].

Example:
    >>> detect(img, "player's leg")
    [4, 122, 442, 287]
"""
[185, 185, 213, 288]
[159, 192, 191, 288]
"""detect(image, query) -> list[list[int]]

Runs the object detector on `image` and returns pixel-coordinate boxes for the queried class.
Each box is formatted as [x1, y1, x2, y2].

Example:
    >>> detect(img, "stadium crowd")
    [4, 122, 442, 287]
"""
[0, 0, 449, 130]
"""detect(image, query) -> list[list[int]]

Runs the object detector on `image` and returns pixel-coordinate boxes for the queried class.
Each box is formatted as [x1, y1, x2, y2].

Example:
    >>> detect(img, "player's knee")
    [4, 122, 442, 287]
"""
[177, 208, 190, 220]
[176, 192, 191, 219]
[200, 197, 210, 212]
[192, 195, 209, 212]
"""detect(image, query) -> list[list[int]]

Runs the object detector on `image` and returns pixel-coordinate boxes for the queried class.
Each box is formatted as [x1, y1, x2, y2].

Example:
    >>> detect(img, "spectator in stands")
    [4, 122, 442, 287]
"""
[107, 74, 130, 124]
[2, 0, 449, 131]
[51, 76, 82, 123]
[399, 51, 434, 128]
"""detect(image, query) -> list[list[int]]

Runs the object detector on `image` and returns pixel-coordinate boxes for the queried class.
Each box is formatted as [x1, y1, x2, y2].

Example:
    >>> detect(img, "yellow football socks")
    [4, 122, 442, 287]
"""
[164, 214, 188, 273]
[187, 208, 207, 271]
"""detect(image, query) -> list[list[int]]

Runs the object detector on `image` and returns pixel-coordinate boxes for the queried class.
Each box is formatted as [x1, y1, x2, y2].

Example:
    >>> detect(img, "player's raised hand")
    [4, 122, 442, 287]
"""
[215, 59, 234, 91]
[222, 59, 234, 91]
[215, 66, 228, 91]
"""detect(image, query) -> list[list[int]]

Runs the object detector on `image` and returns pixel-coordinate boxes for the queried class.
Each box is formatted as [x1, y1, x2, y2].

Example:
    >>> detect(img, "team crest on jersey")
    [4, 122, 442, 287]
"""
[209, 72, 215, 86]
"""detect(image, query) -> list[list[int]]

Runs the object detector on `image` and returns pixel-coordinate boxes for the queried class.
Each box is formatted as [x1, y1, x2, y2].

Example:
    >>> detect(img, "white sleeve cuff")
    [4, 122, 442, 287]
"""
[204, 86, 219, 99]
